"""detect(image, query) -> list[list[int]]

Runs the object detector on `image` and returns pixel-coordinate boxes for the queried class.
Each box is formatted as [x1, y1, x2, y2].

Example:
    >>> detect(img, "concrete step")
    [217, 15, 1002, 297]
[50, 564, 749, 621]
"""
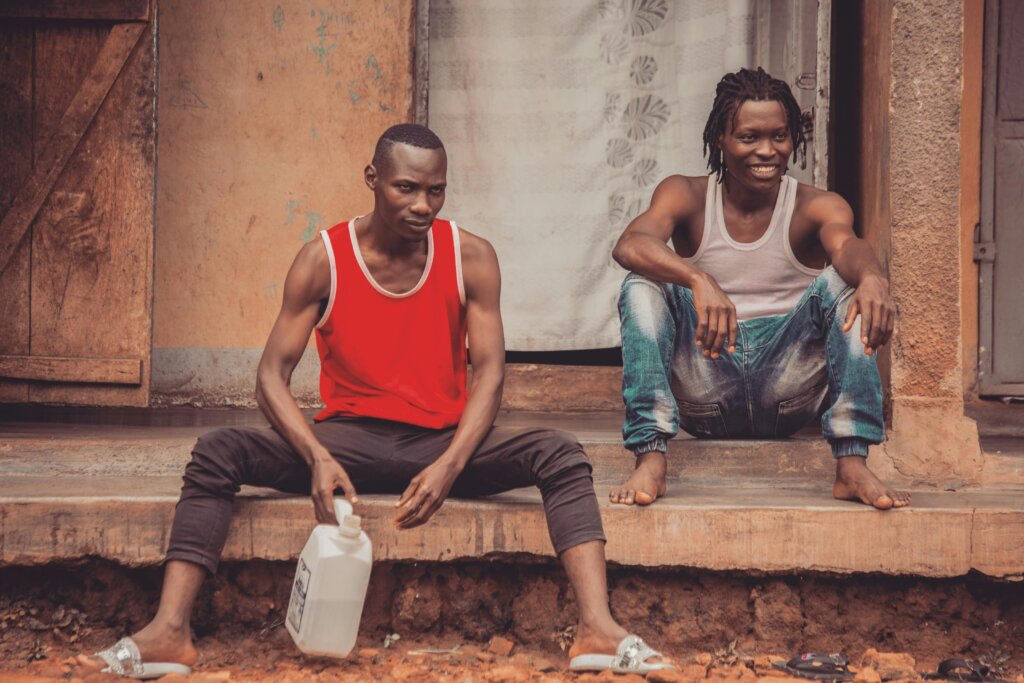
[1, 473, 1021, 579]
[2, 413, 1023, 579]
[0, 411, 836, 487]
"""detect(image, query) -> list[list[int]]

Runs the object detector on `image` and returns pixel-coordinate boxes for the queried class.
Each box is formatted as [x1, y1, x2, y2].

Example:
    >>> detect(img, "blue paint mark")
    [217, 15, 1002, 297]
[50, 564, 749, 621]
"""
[264, 283, 279, 299]
[284, 198, 301, 225]
[379, 102, 394, 112]
[349, 89, 361, 104]
[301, 211, 323, 242]
[310, 126, 318, 141]
[365, 55, 383, 82]
[272, 5, 284, 31]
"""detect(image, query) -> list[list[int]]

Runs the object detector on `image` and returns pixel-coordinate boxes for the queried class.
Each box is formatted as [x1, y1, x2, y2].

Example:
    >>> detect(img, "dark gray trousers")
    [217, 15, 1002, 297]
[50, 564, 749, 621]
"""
[166, 417, 606, 573]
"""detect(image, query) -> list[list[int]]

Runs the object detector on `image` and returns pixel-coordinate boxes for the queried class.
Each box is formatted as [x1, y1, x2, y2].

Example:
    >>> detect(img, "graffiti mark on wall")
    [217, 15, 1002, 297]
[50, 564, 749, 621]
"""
[309, 8, 354, 76]
[169, 81, 208, 109]
[284, 195, 324, 243]
[272, 5, 285, 31]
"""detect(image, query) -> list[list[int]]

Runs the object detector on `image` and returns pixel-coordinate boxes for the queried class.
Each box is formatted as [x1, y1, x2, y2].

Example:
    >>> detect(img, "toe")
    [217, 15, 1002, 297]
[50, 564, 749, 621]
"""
[634, 490, 655, 506]
[872, 492, 894, 510]
[624, 489, 636, 505]
[76, 654, 105, 670]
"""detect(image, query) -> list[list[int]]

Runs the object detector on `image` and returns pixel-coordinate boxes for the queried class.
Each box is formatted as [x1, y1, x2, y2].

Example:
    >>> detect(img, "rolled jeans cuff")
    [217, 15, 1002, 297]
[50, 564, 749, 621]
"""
[632, 438, 668, 456]
[830, 437, 871, 458]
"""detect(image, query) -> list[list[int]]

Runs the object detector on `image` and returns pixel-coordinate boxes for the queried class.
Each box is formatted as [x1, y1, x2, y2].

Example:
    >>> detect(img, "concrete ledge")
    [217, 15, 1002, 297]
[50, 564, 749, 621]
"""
[1, 485, 1021, 578]
[2, 414, 1020, 578]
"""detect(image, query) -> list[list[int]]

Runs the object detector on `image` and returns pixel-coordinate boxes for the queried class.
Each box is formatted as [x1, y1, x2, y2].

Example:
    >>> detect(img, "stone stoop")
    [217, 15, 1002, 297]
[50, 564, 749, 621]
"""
[1, 411, 1022, 579]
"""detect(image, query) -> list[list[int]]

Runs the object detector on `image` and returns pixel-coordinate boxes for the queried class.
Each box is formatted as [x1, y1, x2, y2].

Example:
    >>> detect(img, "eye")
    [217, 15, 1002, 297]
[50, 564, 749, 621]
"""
[739, 134, 756, 143]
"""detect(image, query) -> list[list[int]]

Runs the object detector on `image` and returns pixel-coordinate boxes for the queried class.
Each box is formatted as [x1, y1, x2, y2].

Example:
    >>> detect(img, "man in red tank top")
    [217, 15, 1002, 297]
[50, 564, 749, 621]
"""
[81, 125, 674, 677]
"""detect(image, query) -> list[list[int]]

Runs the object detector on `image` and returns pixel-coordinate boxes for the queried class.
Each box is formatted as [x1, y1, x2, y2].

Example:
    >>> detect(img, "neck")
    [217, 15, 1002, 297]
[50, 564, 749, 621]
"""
[360, 211, 428, 257]
[722, 174, 782, 214]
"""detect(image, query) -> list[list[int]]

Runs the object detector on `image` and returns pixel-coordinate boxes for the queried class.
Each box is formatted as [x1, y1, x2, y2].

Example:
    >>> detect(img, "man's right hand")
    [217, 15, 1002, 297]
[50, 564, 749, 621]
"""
[310, 453, 359, 524]
[690, 273, 738, 359]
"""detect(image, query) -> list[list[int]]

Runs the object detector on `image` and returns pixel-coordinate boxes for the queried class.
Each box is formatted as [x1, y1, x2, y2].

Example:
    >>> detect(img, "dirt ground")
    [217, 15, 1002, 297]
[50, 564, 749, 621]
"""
[1, 560, 1022, 682]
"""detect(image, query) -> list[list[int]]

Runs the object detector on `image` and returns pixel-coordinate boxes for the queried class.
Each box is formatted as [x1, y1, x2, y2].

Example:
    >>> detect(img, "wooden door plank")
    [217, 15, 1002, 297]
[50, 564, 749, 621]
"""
[0, 21, 144, 276]
[29, 17, 156, 406]
[0, 23, 33, 402]
[0, 355, 141, 384]
[0, 0, 149, 21]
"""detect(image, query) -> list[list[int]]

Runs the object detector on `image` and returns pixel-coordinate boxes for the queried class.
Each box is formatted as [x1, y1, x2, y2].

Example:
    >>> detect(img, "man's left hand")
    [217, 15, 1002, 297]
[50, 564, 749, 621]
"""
[842, 274, 895, 355]
[394, 457, 461, 529]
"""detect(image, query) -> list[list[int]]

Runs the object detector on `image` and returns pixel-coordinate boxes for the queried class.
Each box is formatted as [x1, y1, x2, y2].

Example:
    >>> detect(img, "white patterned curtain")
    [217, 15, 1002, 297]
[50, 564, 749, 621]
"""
[429, 0, 754, 350]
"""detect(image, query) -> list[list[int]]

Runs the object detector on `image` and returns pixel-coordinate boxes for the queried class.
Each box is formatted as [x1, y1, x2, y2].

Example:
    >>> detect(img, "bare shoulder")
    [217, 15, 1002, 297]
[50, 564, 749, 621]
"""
[456, 226, 499, 269]
[286, 234, 332, 303]
[652, 174, 706, 207]
[795, 182, 853, 225]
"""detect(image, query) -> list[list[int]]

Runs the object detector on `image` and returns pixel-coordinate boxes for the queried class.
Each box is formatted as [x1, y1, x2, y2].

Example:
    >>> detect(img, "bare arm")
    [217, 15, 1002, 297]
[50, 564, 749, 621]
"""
[395, 231, 504, 528]
[255, 239, 358, 522]
[811, 192, 894, 353]
[612, 175, 738, 358]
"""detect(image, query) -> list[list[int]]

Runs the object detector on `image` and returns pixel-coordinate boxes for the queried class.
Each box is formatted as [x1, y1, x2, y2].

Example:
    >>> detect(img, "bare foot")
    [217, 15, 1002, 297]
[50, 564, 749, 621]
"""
[77, 620, 197, 671]
[832, 455, 911, 509]
[569, 623, 674, 669]
[609, 450, 667, 506]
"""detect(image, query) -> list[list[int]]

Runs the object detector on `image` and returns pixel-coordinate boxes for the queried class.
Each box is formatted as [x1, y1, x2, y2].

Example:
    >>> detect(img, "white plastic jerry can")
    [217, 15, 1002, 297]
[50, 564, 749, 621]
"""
[286, 499, 372, 658]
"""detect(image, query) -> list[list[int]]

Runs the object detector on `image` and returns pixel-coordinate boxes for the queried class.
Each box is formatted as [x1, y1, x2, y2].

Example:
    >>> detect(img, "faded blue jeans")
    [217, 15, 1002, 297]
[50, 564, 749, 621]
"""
[619, 267, 884, 458]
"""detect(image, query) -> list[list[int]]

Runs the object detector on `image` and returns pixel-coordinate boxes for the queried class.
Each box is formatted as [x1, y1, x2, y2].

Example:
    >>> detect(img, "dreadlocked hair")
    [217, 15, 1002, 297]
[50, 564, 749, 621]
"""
[702, 67, 806, 182]
[372, 123, 445, 170]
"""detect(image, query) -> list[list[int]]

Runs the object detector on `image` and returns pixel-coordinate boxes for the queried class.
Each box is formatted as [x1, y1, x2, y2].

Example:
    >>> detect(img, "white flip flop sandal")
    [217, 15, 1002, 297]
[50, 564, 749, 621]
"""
[94, 637, 193, 679]
[568, 633, 675, 674]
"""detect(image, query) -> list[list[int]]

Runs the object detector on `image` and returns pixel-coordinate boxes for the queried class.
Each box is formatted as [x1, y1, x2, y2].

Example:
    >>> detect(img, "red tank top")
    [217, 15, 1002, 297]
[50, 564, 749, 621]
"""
[313, 218, 468, 428]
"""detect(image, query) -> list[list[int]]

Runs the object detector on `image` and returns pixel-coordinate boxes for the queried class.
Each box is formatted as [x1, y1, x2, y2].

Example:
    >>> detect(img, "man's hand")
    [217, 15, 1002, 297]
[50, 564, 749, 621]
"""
[842, 274, 894, 355]
[310, 452, 359, 524]
[394, 457, 461, 529]
[691, 273, 738, 359]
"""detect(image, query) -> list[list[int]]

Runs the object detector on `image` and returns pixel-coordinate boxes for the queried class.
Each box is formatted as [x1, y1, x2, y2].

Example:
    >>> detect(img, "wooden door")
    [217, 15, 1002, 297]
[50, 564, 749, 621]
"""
[0, 0, 155, 406]
[979, 0, 1024, 396]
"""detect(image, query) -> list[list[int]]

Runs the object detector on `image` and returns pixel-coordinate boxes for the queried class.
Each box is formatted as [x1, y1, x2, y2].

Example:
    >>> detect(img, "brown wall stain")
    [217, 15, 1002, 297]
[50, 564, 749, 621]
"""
[152, 0, 415, 352]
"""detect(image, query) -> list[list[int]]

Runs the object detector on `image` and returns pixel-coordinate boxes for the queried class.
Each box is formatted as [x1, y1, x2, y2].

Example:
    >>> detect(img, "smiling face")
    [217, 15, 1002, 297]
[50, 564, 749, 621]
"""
[718, 99, 793, 191]
[366, 142, 447, 242]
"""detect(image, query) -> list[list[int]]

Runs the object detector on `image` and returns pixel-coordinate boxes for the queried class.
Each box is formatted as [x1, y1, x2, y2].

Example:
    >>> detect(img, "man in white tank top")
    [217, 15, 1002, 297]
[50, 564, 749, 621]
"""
[610, 68, 910, 511]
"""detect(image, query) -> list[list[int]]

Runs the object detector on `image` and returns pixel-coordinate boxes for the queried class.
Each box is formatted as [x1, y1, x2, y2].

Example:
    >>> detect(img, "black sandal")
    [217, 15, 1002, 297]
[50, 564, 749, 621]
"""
[922, 659, 1008, 683]
[772, 653, 855, 682]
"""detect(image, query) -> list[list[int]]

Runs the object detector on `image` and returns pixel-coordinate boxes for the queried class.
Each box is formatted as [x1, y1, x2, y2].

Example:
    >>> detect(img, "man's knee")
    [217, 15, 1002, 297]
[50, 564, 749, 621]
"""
[812, 266, 852, 300]
[531, 429, 592, 481]
[185, 427, 251, 491]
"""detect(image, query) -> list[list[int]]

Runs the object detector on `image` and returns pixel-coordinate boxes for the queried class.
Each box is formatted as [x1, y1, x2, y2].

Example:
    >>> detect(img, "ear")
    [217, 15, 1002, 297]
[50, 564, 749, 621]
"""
[364, 163, 378, 191]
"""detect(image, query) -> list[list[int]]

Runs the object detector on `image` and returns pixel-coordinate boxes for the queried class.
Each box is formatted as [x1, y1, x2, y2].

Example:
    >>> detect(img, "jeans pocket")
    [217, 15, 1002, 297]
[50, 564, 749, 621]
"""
[678, 400, 727, 438]
[774, 382, 828, 437]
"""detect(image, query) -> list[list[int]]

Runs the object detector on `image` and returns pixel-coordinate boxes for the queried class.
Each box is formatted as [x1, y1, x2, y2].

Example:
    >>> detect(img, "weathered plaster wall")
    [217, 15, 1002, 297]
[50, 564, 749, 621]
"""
[960, 0, 983, 398]
[872, 0, 982, 485]
[150, 0, 414, 405]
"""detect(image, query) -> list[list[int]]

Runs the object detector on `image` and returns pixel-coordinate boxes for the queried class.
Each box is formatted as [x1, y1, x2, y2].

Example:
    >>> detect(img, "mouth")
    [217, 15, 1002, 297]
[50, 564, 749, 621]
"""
[748, 164, 780, 179]
[404, 219, 432, 230]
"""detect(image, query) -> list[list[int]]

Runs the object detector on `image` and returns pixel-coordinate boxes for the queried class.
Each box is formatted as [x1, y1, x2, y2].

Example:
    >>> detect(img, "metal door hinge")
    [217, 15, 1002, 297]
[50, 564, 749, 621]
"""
[974, 241, 996, 262]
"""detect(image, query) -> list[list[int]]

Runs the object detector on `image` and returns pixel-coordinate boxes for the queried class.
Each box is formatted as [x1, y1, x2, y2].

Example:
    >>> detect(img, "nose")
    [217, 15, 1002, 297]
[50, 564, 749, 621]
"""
[410, 191, 431, 215]
[756, 137, 775, 158]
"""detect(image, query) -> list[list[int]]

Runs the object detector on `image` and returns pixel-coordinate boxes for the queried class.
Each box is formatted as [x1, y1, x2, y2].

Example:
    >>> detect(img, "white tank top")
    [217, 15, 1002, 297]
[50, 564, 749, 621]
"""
[684, 175, 823, 320]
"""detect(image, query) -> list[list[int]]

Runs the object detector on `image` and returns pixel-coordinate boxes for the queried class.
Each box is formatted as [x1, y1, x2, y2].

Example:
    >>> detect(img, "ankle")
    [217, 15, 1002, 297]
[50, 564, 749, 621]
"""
[635, 450, 667, 469]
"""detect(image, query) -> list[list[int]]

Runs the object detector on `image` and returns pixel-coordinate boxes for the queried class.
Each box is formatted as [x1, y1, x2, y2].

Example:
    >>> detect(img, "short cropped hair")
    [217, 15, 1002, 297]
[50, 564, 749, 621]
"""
[372, 123, 445, 170]
[702, 67, 807, 181]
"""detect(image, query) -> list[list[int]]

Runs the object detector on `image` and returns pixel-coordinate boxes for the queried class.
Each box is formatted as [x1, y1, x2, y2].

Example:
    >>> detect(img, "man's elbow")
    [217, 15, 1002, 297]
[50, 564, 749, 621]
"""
[612, 237, 634, 270]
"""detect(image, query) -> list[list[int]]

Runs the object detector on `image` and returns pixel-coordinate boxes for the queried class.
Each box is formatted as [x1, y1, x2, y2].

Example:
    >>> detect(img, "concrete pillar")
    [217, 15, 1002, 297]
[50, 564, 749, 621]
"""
[871, 0, 983, 486]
